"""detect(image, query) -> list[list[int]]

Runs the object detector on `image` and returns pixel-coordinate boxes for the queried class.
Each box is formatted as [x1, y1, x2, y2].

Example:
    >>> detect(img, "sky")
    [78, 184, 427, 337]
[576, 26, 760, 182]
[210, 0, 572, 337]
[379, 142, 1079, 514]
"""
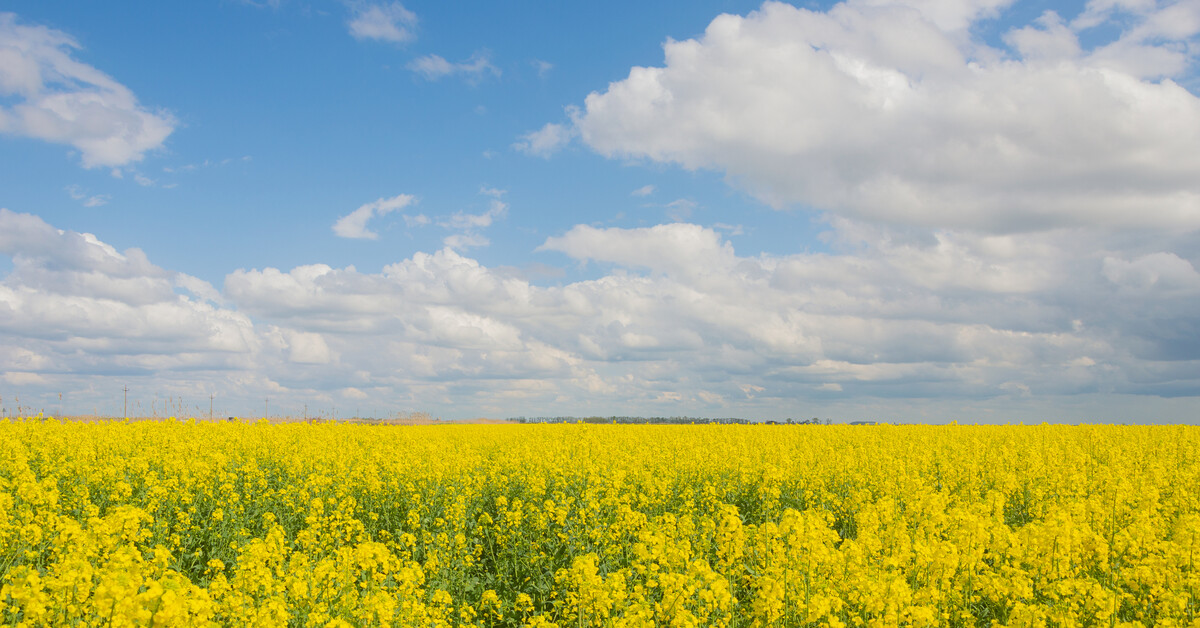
[1, 0, 1199, 422]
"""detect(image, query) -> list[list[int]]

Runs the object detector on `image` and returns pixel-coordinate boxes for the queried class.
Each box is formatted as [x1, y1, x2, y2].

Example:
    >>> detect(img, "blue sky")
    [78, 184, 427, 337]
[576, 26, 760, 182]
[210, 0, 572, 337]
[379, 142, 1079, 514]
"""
[2, 0, 1199, 421]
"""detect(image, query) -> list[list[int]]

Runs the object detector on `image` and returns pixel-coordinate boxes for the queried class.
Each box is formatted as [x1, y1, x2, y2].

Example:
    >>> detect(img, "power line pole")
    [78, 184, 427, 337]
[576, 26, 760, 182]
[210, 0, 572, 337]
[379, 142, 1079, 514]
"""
[209, 393, 214, 420]
[123, 386, 129, 418]
[264, 397, 269, 419]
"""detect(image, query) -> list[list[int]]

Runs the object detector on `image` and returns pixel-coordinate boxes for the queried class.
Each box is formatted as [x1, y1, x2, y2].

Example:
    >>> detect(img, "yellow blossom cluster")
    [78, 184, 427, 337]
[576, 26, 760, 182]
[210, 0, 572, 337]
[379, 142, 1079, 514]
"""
[1, 418, 1198, 626]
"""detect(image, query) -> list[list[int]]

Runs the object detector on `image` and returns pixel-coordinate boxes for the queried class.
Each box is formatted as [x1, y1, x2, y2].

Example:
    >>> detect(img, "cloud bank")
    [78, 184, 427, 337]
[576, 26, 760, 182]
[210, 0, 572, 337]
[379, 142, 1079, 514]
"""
[3, 209, 1198, 420]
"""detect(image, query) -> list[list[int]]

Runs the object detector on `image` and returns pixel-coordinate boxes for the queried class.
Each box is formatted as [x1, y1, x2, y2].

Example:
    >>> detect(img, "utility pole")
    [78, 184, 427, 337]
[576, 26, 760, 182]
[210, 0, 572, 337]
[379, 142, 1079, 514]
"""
[209, 393, 214, 420]
[123, 386, 128, 418]
[264, 397, 269, 419]
[304, 403, 307, 421]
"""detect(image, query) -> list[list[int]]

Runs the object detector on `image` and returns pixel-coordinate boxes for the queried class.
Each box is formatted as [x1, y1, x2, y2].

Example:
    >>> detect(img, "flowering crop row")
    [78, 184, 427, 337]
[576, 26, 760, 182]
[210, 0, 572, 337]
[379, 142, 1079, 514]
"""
[1, 419, 1198, 627]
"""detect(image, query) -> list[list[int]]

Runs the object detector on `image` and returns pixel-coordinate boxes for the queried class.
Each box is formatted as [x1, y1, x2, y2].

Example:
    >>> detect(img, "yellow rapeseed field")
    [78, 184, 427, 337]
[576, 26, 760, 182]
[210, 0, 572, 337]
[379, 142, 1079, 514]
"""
[1, 419, 1197, 627]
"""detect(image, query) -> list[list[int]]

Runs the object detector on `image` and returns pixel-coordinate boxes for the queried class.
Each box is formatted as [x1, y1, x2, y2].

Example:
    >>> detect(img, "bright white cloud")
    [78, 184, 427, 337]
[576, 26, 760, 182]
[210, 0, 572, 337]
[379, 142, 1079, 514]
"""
[408, 51, 499, 82]
[632, 184, 656, 197]
[513, 122, 573, 158]
[332, 193, 415, 240]
[347, 2, 417, 44]
[0, 13, 175, 168]
[568, 0, 1200, 232]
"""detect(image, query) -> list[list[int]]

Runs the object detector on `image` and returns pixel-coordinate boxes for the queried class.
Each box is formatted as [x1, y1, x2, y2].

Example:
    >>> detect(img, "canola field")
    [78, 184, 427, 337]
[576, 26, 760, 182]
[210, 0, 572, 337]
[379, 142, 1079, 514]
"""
[1, 420, 1198, 627]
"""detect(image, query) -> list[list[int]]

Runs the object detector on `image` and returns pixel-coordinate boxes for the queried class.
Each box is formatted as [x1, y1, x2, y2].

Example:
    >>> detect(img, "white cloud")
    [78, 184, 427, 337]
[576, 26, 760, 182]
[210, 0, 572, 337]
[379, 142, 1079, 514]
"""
[173, 272, 223, 304]
[532, 59, 554, 78]
[665, 198, 696, 222]
[1004, 11, 1082, 62]
[713, 222, 745, 236]
[513, 122, 573, 158]
[539, 223, 736, 278]
[408, 51, 499, 82]
[434, 190, 507, 251]
[443, 232, 490, 250]
[408, 55, 453, 78]
[347, 2, 417, 44]
[740, 384, 765, 398]
[1102, 252, 1200, 293]
[0, 13, 175, 168]
[65, 185, 109, 207]
[1075, 0, 1200, 79]
[403, 213, 430, 227]
[332, 193, 415, 239]
[281, 329, 335, 365]
[441, 198, 507, 230]
[631, 184, 655, 197]
[568, 0, 1200, 232]
[341, 387, 369, 400]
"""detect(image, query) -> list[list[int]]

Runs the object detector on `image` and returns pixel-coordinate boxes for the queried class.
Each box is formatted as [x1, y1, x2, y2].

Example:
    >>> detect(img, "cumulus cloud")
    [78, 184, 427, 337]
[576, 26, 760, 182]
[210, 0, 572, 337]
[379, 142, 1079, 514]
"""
[408, 51, 499, 82]
[0, 13, 176, 168]
[567, 0, 1200, 232]
[347, 2, 417, 44]
[332, 193, 415, 239]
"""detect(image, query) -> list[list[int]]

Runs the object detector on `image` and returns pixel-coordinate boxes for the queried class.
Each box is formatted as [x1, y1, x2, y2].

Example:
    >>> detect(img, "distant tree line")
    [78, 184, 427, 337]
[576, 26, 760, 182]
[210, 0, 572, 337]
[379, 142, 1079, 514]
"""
[506, 416, 834, 425]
